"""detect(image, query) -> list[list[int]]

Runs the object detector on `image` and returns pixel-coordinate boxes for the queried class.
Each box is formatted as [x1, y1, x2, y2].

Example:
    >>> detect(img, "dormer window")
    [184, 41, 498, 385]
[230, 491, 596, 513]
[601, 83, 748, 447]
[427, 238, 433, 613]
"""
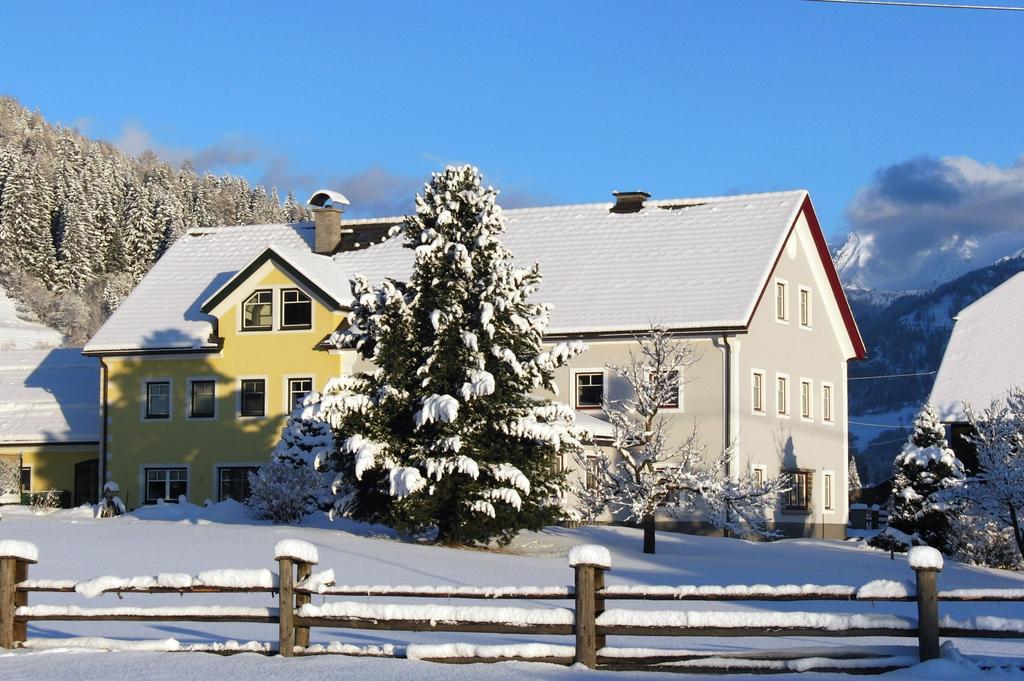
[281, 289, 312, 329]
[242, 290, 273, 331]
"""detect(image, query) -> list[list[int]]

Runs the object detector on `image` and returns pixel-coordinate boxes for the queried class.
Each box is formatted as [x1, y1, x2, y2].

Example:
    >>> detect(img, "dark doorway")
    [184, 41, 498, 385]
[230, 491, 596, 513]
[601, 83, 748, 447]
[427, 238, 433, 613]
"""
[74, 459, 99, 506]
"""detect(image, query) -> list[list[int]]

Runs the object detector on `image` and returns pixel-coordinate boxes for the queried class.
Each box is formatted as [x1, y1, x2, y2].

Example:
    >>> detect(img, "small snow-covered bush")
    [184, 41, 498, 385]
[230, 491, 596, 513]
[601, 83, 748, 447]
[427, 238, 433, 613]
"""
[246, 460, 320, 524]
[97, 481, 126, 518]
[0, 458, 20, 496]
[949, 515, 1022, 571]
[30, 490, 62, 512]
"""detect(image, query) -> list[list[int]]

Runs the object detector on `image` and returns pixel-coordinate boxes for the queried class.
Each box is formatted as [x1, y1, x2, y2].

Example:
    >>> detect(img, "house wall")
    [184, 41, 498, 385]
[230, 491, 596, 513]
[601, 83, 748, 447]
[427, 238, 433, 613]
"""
[735, 212, 851, 539]
[0, 442, 98, 497]
[103, 264, 345, 508]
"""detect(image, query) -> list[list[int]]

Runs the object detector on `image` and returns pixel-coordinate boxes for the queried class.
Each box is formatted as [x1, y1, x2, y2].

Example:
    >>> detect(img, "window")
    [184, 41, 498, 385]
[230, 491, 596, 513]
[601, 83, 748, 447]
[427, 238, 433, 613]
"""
[20, 467, 31, 492]
[145, 468, 188, 504]
[281, 289, 312, 329]
[822, 383, 834, 423]
[752, 371, 765, 413]
[190, 380, 216, 418]
[776, 375, 789, 416]
[784, 470, 811, 512]
[752, 465, 765, 487]
[801, 380, 812, 419]
[575, 372, 604, 409]
[823, 471, 835, 511]
[651, 369, 680, 409]
[799, 287, 812, 327]
[550, 454, 563, 476]
[240, 379, 266, 417]
[584, 456, 599, 490]
[218, 466, 258, 502]
[242, 290, 273, 330]
[288, 377, 313, 410]
[775, 281, 788, 321]
[145, 381, 170, 419]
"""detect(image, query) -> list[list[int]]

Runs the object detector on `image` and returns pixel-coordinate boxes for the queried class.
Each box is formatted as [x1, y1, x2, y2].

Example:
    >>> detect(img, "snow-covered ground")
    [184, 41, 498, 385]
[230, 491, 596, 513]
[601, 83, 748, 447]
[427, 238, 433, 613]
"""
[0, 284, 61, 349]
[1, 502, 1023, 679]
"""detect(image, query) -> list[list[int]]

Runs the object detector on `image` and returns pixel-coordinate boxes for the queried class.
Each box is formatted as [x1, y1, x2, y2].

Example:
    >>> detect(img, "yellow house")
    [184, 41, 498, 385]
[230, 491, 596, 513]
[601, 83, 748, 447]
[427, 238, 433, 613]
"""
[0, 349, 99, 506]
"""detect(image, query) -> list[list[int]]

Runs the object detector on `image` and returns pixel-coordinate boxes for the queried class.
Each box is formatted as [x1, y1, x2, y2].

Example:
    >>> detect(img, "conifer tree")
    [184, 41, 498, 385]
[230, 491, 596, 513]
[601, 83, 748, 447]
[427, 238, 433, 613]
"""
[870, 404, 964, 553]
[310, 166, 586, 545]
[848, 453, 862, 493]
[1, 157, 56, 284]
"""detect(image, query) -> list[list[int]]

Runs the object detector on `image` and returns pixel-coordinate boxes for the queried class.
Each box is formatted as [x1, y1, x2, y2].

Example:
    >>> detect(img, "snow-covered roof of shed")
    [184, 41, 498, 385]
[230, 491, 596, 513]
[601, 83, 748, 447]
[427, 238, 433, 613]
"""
[332, 190, 809, 334]
[930, 272, 1024, 422]
[85, 190, 826, 352]
[0, 349, 100, 443]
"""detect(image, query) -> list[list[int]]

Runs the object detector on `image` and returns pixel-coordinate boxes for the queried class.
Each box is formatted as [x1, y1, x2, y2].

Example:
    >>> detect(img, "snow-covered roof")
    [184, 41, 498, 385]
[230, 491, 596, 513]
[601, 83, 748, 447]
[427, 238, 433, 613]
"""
[0, 349, 100, 443]
[86, 190, 858, 353]
[930, 272, 1024, 422]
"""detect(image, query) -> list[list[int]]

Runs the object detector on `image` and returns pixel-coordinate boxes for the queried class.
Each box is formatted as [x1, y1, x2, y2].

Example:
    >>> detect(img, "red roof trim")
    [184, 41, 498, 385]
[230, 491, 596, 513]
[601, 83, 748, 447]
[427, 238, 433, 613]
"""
[746, 194, 867, 360]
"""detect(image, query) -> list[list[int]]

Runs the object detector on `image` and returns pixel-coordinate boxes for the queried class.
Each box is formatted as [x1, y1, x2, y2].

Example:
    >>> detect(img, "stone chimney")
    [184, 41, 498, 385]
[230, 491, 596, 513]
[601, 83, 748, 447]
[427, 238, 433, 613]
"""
[306, 189, 351, 255]
[610, 190, 650, 214]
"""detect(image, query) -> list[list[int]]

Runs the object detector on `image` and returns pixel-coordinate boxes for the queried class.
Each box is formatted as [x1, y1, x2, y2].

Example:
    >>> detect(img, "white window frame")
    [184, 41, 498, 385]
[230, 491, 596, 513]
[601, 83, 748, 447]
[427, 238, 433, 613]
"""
[280, 288, 313, 330]
[240, 289, 274, 332]
[751, 369, 766, 415]
[823, 469, 836, 513]
[798, 286, 812, 329]
[774, 278, 789, 324]
[237, 375, 269, 418]
[647, 367, 683, 412]
[800, 378, 813, 421]
[141, 378, 173, 422]
[775, 373, 790, 418]
[821, 381, 835, 424]
[284, 375, 315, 413]
[186, 376, 217, 420]
[141, 465, 189, 505]
[572, 368, 607, 410]
[751, 464, 766, 487]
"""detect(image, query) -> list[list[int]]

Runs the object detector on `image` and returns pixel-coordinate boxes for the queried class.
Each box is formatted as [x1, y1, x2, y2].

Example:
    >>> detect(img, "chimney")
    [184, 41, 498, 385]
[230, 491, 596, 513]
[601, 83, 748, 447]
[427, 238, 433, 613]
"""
[306, 189, 351, 254]
[610, 190, 651, 214]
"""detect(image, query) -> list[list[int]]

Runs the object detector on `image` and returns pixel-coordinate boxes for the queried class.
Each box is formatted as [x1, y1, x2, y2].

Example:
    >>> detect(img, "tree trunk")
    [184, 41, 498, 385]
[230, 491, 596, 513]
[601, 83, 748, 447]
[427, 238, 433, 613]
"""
[1009, 503, 1024, 561]
[643, 513, 656, 554]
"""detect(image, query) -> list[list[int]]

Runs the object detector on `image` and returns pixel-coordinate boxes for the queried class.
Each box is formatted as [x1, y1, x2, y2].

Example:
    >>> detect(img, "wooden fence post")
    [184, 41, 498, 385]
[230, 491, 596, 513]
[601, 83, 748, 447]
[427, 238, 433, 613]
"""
[570, 545, 611, 669]
[277, 556, 295, 657]
[294, 561, 313, 649]
[911, 548, 942, 662]
[1, 542, 37, 649]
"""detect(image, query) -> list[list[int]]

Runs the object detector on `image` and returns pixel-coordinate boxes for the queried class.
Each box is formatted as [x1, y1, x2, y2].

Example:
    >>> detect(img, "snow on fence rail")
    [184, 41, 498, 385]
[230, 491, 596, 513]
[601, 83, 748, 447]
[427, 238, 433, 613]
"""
[2, 540, 1024, 673]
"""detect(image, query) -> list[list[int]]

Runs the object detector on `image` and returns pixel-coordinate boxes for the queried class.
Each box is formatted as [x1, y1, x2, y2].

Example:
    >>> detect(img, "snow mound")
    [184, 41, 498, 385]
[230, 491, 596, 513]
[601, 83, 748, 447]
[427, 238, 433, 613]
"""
[275, 539, 319, 564]
[0, 539, 38, 561]
[568, 544, 611, 569]
[909, 546, 944, 571]
[856, 579, 914, 599]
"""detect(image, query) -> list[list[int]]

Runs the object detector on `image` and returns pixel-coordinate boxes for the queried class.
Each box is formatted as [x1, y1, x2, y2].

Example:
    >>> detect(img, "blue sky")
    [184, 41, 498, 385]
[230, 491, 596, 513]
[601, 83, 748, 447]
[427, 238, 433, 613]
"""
[1, 0, 1022, 237]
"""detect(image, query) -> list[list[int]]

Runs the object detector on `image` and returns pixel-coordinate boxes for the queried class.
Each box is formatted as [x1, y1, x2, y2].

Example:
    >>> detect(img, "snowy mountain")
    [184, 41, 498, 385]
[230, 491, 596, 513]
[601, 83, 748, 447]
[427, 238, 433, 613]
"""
[844, 251, 1024, 482]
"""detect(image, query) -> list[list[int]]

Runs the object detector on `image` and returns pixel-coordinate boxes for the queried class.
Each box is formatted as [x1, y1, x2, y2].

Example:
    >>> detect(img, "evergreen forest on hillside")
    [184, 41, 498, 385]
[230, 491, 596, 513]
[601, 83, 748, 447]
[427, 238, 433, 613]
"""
[0, 97, 310, 344]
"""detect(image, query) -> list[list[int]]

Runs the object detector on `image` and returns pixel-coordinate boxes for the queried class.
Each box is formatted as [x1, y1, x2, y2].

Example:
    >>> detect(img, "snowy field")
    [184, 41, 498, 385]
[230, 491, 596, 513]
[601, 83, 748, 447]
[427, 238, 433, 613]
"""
[2, 503, 1023, 679]
[0, 285, 61, 350]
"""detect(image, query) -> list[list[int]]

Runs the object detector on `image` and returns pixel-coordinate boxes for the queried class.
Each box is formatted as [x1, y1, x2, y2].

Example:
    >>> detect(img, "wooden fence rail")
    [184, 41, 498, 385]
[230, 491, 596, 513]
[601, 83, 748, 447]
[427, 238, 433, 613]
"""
[3, 539, 1023, 674]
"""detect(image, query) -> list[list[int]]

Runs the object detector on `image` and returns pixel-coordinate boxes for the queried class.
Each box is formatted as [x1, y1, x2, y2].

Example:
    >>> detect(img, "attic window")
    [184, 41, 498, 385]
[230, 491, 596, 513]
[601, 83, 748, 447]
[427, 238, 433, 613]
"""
[281, 289, 312, 329]
[242, 290, 273, 331]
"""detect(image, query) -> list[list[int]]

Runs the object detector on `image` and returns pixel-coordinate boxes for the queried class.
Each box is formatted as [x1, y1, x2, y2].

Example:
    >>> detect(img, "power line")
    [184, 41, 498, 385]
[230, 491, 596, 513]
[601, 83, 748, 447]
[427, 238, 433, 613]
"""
[804, 0, 1024, 9]
[848, 370, 937, 381]
[850, 419, 912, 428]
[859, 436, 910, 447]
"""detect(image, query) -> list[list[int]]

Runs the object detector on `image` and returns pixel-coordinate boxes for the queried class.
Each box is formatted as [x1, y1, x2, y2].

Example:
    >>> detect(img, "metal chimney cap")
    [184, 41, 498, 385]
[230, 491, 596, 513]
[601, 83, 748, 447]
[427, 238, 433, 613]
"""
[307, 189, 351, 208]
[610, 190, 651, 214]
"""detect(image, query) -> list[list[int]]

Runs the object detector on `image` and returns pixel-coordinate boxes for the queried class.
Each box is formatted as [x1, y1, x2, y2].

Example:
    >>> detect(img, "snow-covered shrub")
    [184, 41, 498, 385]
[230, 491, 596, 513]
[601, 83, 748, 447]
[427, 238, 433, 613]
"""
[30, 490, 61, 512]
[948, 514, 1022, 571]
[869, 404, 964, 554]
[0, 457, 19, 496]
[97, 481, 126, 518]
[246, 460, 321, 524]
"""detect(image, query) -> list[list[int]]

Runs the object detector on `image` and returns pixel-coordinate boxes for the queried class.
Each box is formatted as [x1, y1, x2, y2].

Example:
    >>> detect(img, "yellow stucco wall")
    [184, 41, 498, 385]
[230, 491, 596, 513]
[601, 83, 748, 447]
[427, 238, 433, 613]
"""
[104, 263, 345, 508]
[0, 442, 98, 494]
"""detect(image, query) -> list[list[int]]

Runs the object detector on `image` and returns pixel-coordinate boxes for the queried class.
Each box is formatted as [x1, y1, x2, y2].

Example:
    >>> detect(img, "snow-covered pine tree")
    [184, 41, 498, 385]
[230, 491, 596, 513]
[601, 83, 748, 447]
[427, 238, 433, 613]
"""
[848, 453, 862, 493]
[313, 165, 586, 545]
[0, 156, 56, 284]
[282, 191, 305, 222]
[869, 403, 965, 553]
[961, 388, 1024, 561]
[574, 325, 786, 553]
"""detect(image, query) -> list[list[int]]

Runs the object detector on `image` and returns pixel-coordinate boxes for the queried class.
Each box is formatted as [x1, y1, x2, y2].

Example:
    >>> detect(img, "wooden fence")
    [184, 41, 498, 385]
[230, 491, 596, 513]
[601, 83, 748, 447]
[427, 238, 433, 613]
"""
[2, 540, 1023, 674]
